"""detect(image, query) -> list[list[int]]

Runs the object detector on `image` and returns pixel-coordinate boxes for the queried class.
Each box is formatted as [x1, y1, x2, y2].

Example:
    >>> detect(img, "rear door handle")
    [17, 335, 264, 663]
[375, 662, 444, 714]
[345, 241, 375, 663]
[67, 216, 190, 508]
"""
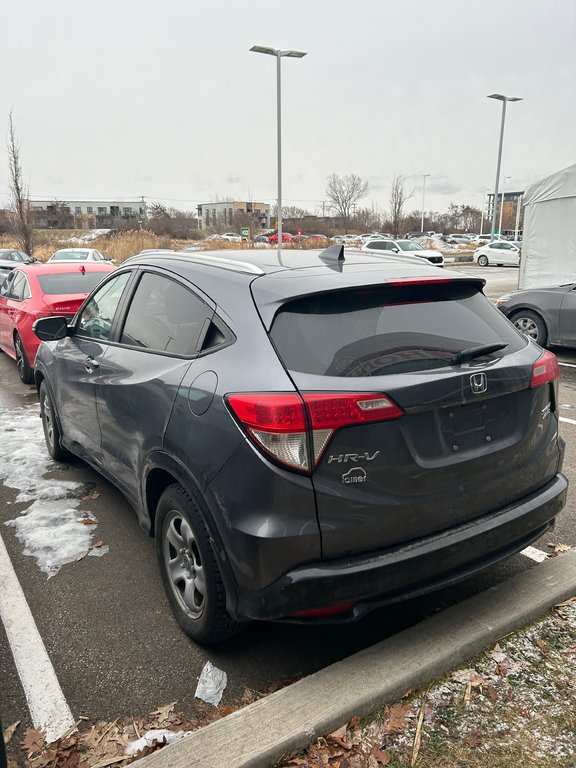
[84, 356, 100, 373]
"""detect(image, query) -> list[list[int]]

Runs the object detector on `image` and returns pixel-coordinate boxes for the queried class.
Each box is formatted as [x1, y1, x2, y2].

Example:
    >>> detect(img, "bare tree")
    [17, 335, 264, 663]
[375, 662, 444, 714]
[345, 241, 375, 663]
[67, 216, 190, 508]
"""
[326, 173, 369, 230]
[7, 109, 34, 254]
[389, 174, 414, 237]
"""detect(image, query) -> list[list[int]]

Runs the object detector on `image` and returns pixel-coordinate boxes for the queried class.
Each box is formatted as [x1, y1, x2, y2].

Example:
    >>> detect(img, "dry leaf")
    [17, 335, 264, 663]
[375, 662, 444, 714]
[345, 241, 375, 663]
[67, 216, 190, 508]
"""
[91, 540, 105, 549]
[79, 517, 97, 525]
[487, 685, 498, 702]
[328, 724, 350, 750]
[21, 726, 46, 756]
[371, 746, 391, 765]
[386, 702, 412, 734]
[535, 638, 549, 654]
[3, 721, 20, 744]
[463, 731, 481, 748]
[81, 490, 101, 501]
[150, 702, 177, 722]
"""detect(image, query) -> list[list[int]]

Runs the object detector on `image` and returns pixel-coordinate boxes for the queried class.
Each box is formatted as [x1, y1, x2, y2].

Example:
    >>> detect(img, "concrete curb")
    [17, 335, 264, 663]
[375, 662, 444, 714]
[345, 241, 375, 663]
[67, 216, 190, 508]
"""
[131, 550, 576, 768]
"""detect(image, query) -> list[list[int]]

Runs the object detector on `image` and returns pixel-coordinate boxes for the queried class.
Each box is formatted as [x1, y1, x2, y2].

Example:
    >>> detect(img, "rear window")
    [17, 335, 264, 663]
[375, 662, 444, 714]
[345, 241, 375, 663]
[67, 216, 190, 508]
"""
[269, 282, 526, 377]
[51, 251, 88, 261]
[37, 273, 109, 295]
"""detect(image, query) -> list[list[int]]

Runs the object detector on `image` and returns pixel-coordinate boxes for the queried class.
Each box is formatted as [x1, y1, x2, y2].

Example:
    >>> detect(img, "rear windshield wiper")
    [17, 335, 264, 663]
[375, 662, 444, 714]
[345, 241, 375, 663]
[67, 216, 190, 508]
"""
[450, 342, 508, 366]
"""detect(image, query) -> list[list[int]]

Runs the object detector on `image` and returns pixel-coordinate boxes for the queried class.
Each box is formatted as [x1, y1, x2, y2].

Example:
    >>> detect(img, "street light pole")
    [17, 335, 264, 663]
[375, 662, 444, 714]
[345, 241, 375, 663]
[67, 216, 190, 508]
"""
[487, 93, 522, 240]
[250, 45, 307, 258]
[499, 175, 511, 236]
[420, 174, 430, 232]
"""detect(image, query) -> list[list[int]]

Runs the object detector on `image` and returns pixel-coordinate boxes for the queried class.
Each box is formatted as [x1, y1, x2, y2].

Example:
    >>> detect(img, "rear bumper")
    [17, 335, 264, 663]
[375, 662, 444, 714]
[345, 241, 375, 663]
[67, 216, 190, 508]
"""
[235, 473, 567, 622]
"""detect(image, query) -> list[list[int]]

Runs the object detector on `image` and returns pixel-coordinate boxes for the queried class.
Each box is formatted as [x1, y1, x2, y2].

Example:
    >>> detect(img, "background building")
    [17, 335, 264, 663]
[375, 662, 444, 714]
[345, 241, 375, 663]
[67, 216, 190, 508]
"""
[29, 199, 147, 229]
[486, 190, 524, 235]
[197, 201, 270, 231]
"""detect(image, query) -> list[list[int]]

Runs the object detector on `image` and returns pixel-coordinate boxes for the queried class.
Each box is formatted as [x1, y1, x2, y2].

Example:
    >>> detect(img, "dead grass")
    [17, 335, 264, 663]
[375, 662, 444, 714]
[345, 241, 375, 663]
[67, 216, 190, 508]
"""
[89, 230, 172, 263]
[278, 596, 576, 768]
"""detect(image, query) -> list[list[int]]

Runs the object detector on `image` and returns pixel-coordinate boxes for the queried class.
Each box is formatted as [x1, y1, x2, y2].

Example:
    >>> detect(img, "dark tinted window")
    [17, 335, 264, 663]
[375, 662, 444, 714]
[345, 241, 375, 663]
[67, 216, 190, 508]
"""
[270, 283, 526, 377]
[120, 273, 211, 355]
[37, 272, 111, 295]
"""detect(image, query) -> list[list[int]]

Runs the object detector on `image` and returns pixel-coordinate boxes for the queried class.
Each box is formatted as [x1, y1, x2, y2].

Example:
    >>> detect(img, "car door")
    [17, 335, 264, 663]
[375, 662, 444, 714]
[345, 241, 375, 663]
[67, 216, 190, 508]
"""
[52, 271, 132, 467]
[557, 287, 576, 344]
[0, 271, 17, 349]
[95, 270, 215, 497]
[0, 270, 30, 357]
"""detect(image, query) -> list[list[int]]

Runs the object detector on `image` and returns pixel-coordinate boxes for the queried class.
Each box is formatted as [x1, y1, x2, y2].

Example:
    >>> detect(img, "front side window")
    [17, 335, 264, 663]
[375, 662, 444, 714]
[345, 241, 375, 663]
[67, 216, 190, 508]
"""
[77, 272, 131, 340]
[120, 273, 212, 355]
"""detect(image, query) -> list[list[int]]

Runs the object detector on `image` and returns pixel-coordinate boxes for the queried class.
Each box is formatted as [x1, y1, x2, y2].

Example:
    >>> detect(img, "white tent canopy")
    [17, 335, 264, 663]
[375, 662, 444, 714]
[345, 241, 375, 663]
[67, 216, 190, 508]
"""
[519, 163, 576, 289]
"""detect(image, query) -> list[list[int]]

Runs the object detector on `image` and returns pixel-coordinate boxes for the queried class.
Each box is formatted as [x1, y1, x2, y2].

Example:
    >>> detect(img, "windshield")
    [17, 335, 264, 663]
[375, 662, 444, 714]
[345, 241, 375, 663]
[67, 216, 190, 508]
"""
[397, 241, 422, 252]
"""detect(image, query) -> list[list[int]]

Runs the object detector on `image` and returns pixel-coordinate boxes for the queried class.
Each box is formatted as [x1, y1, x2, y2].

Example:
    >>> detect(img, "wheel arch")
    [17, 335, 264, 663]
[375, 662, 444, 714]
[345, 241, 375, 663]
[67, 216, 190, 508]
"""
[144, 456, 239, 618]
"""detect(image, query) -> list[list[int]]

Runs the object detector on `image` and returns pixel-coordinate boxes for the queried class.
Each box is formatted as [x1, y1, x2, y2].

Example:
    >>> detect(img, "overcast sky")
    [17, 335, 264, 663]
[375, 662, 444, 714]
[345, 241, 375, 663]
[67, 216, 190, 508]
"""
[1, 0, 575, 217]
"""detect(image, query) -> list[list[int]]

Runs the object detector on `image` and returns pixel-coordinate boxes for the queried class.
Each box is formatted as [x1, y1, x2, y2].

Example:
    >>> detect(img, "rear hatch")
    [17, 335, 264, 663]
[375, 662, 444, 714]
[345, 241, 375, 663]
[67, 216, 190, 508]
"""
[268, 278, 562, 558]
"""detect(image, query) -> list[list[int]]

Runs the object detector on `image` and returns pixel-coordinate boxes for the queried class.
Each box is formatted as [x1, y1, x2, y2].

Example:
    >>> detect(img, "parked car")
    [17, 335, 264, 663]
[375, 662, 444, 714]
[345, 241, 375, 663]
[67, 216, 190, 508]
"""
[497, 284, 576, 347]
[48, 248, 112, 263]
[0, 249, 36, 275]
[253, 234, 271, 243]
[268, 232, 294, 243]
[405, 231, 434, 239]
[475, 241, 521, 267]
[445, 235, 473, 244]
[331, 234, 357, 244]
[0, 262, 115, 383]
[361, 238, 444, 266]
[32, 247, 566, 644]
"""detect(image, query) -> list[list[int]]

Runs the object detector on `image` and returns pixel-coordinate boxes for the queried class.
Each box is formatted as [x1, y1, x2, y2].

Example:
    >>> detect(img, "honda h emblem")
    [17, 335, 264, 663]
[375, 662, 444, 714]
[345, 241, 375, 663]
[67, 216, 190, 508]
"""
[470, 372, 488, 394]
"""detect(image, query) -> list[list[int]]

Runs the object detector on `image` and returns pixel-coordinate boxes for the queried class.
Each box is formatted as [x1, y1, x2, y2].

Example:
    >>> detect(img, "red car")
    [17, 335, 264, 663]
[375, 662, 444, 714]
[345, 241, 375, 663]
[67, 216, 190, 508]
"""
[0, 262, 115, 383]
[268, 232, 294, 243]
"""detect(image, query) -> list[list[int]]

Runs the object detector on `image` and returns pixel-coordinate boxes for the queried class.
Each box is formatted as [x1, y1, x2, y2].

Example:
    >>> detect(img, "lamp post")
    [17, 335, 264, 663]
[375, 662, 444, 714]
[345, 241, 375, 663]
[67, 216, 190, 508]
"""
[498, 175, 512, 236]
[479, 190, 490, 235]
[420, 174, 430, 232]
[487, 93, 522, 240]
[250, 45, 307, 257]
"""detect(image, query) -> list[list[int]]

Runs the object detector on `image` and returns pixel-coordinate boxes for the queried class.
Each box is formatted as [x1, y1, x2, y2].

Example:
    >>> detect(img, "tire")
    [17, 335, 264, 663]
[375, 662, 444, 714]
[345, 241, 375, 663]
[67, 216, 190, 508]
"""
[156, 484, 239, 644]
[14, 333, 33, 384]
[39, 381, 71, 461]
[510, 310, 548, 346]
[477, 254, 489, 267]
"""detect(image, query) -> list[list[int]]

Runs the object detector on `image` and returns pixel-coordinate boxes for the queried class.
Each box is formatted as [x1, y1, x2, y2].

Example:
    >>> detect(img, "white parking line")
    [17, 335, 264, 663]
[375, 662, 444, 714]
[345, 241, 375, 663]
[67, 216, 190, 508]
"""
[0, 533, 75, 743]
[560, 416, 576, 426]
[558, 361, 576, 368]
[521, 546, 550, 563]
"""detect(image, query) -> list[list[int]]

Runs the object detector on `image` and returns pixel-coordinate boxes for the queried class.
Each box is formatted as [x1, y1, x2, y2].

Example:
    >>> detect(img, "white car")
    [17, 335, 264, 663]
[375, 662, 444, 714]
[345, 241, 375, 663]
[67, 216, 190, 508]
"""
[475, 241, 521, 267]
[47, 248, 112, 263]
[331, 234, 357, 244]
[205, 233, 242, 243]
[361, 238, 444, 267]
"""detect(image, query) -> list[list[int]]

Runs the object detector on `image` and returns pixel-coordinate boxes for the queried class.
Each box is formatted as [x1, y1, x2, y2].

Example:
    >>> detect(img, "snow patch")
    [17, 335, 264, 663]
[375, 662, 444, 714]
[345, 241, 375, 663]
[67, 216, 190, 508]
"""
[1, 405, 106, 576]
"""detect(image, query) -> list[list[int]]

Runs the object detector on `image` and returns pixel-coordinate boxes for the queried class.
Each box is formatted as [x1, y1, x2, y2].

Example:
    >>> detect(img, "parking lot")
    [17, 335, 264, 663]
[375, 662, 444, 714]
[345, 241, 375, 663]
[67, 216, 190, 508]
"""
[1, 263, 576, 744]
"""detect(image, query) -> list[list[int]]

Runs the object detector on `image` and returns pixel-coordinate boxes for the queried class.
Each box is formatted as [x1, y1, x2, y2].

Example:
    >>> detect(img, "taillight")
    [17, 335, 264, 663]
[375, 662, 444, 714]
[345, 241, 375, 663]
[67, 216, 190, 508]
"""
[226, 392, 403, 472]
[530, 350, 560, 388]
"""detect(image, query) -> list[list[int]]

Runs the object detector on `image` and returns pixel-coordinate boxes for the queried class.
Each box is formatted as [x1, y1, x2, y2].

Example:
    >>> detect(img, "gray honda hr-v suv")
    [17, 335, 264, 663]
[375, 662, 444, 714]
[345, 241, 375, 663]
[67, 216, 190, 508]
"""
[33, 246, 567, 643]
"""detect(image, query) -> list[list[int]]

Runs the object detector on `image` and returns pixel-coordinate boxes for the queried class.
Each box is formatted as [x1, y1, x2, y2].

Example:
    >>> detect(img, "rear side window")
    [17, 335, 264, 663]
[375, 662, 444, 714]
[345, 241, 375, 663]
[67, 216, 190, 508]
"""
[120, 273, 212, 355]
[270, 283, 526, 377]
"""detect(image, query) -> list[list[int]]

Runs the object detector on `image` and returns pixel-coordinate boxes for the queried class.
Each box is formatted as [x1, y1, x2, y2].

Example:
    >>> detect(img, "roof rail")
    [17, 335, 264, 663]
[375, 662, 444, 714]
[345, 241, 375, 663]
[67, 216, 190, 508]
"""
[136, 250, 264, 275]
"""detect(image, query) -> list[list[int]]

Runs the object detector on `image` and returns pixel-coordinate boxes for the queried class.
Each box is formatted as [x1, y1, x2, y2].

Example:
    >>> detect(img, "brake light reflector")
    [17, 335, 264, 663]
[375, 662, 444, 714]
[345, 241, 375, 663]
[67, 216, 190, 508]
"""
[226, 393, 309, 470]
[226, 392, 403, 472]
[530, 350, 560, 388]
[291, 602, 354, 618]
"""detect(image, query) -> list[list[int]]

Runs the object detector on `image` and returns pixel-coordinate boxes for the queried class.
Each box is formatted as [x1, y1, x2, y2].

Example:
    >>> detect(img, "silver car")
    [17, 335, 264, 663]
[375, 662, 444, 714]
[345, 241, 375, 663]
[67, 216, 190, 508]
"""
[47, 248, 112, 263]
[0, 248, 35, 275]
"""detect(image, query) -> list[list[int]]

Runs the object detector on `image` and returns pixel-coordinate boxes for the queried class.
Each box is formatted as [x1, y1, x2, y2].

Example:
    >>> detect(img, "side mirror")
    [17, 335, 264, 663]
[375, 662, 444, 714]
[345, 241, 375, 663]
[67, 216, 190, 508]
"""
[391, 247, 400, 253]
[33, 315, 69, 341]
